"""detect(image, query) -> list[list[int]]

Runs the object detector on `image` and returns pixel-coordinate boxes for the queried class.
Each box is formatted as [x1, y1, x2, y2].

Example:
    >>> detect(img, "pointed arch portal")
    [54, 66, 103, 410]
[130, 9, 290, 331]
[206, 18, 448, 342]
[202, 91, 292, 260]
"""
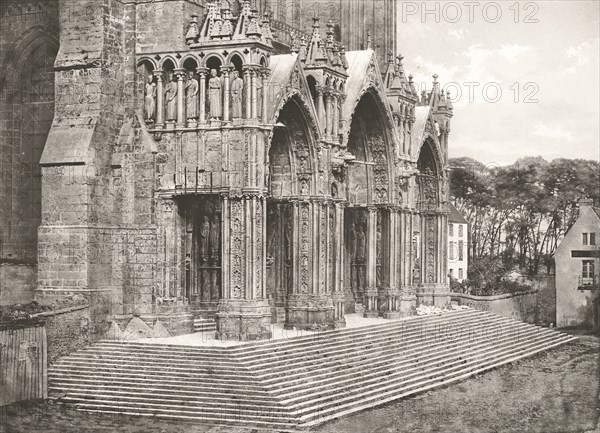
[266, 96, 317, 323]
[344, 90, 394, 312]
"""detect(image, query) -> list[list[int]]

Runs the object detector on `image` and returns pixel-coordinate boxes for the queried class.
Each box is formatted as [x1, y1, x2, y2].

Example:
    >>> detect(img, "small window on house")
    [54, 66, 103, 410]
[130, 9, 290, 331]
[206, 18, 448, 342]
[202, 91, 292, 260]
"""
[449, 241, 455, 260]
[449, 224, 454, 237]
[458, 241, 464, 261]
[458, 225, 464, 237]
[582, 260, 595, 279]
[583, 233, 588, 245]
[458, 268, 464, 279]
[590, 233, 596, 245]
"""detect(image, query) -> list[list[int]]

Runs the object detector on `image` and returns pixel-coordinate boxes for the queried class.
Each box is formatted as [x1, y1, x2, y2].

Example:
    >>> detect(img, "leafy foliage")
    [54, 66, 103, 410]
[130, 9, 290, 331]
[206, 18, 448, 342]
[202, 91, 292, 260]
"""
[450, 156, 600, 283]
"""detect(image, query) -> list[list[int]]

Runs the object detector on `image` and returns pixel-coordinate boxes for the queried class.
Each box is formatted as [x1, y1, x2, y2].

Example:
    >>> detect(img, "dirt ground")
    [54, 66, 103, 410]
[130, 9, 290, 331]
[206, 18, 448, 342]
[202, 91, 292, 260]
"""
[1, 332, 598, 433]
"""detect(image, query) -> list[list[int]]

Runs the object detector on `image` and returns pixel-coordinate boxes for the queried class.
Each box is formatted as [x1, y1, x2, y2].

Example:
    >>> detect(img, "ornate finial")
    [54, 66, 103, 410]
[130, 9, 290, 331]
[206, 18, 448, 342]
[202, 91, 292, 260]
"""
[185, 14, 200, 44]
[387, 51, 394, 64]
[261, 11, 273, 43]
[312, 16, 320, 29]
[327, 19, 335, 36]
[366, 30, 372, 50]
[291, 31, 300, 53]
[299, 35, 308, 62]
[221, 8, 234, 36]
[432, 73, 439, 83]
[340, 45, 348, 69]
[408, 74, 413, 82]
[246, 9, 262, 38]
[332, 44, 342, 67]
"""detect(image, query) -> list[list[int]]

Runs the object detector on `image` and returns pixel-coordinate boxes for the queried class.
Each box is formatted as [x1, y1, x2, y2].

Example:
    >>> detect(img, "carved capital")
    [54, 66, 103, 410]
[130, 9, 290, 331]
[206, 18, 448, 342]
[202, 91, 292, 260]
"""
[152, 69, 164, 81]
[221, 65, 234, 75]
[173, 68, 187, 79]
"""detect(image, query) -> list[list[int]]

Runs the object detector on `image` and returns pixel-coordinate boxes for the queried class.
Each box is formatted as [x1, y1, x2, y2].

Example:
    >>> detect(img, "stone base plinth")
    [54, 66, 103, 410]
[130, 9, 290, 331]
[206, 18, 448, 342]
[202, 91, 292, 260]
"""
[417, 284, 451, 308]
[363, 310, 380, 318]
[216, 298, 272, 341]
[363, 288, 379, 318]
[333, 318, 346, 329]
[284, 294, 334, 331]
[382, 310, 404, 319]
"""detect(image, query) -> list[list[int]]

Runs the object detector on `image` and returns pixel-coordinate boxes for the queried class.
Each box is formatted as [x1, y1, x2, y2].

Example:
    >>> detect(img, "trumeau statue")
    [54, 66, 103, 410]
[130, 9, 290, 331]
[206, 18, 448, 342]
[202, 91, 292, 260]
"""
[230, 70, 244, 118]
[208, 69, 222, 119]
[185, 71, 199, 120]
[144, 74, 156, 122]
[165, 74, 178, 121]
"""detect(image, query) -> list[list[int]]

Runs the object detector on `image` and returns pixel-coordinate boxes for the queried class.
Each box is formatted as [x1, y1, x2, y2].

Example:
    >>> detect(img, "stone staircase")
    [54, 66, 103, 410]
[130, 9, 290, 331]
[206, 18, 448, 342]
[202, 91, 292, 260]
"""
[48, 309, 576, 429]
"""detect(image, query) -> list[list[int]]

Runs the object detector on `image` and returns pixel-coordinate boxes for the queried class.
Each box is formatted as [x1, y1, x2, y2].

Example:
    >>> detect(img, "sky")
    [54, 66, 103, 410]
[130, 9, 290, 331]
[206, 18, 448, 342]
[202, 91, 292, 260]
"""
[395, 0, 600, 165]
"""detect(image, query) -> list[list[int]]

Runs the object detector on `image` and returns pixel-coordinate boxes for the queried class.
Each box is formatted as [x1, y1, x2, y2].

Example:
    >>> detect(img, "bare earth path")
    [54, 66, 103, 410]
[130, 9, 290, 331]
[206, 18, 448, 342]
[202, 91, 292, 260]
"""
[1, 333, 598, 433]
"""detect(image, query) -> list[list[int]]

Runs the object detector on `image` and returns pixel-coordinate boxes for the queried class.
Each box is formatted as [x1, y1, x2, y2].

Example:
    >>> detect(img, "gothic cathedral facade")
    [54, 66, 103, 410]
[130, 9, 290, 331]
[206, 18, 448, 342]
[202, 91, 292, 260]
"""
[0, 0, 453, 340]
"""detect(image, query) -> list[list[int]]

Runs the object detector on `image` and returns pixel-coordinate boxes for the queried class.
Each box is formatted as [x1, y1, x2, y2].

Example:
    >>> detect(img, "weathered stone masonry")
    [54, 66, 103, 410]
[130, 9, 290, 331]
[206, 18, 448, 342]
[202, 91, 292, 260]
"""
[1, 0, 454, 341]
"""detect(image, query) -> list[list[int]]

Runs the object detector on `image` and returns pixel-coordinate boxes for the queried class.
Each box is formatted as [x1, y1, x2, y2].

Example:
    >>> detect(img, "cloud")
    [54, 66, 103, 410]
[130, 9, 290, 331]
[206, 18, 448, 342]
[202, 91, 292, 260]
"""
[448, 28, 468, 41]
[532, 122, 575, 143]
[565, 38, 599, 74]
[497, 44, 532, 64]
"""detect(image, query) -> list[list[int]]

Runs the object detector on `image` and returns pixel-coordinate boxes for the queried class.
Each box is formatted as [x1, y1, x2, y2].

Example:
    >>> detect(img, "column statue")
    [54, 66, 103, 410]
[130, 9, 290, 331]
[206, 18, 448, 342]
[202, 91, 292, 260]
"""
[208, 69, 222, 119]
[164, 74, 178, 122]
[210, 215, 220, 262]
[356, 223, 366, 263]
[349, 222, 357, 290]
[256, 73, 263, 119]
[356, 223, 367, 292]
[199, 215, 210, 262]
[185, 71, 199, 120]
[230, 70, 244, 118]
[144, 74, 156, 122]
[210, 215, 220, 300]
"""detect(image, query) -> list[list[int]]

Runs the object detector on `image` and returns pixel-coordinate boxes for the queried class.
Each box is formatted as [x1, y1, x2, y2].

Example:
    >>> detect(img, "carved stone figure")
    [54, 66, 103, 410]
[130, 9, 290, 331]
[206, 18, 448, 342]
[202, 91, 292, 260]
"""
[210, 215, 220, 261]
[356, 224, 366, 262]
[349, 223, 357, 262]
[164, 75, 178, 121]
[199, 215, 210, 261]
[208, 69, 222, 119]
[300, 179, 309, 195]
[185, 71, 199, 120]
[230, 70, 244, 118]
[256, 75, 263, 118]
[144, 75, 156, 122]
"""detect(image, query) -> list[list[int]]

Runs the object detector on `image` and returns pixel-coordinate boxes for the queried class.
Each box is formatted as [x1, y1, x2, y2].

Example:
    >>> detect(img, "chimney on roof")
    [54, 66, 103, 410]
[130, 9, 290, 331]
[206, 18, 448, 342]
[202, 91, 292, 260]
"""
[579, 197, 594, 211]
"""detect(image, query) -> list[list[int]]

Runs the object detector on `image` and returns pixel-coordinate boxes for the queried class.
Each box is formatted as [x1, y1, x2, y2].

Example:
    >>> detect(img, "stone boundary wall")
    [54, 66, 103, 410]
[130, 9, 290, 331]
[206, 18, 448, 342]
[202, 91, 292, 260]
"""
[32, 304, 91, 365]
[450, 290, 541, 324]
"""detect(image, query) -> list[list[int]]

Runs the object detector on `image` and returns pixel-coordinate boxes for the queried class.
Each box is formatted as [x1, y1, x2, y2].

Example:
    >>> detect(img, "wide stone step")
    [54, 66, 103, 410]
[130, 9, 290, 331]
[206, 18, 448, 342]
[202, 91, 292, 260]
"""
[49, 380, 268, 398]
[71, 403, 299, 429]
[48, 372, 264, 389]
[51, 387, 281, 405]
[61, 394, 291, 416]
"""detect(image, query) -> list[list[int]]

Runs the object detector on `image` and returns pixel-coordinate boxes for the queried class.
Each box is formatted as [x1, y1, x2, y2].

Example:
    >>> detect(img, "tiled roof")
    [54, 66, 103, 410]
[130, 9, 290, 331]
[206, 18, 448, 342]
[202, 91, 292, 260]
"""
[448, 202, 468, 224]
